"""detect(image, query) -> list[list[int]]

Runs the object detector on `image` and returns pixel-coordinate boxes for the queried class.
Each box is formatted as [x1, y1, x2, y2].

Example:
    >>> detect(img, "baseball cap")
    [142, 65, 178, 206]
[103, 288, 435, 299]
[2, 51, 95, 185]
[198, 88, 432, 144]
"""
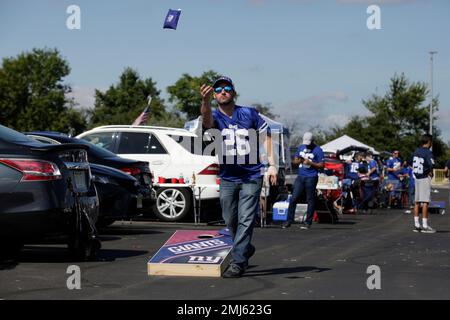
[303, 132, 313, 145]
[213, 76, 234, 90]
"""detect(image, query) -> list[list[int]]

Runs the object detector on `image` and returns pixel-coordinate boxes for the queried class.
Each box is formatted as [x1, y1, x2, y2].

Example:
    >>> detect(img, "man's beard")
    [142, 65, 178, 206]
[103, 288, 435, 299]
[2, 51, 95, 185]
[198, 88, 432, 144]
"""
[217, 96, 233, 106]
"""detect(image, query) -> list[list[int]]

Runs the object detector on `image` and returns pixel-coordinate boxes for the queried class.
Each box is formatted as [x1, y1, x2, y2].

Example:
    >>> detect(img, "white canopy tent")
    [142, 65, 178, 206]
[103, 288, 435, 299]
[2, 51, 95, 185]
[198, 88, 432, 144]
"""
[321, 134, 379, 155]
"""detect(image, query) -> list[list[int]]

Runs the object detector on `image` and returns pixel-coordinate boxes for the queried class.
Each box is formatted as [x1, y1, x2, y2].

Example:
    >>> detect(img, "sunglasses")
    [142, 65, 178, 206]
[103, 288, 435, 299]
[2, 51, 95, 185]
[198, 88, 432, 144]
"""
[214, 86, 233, 93]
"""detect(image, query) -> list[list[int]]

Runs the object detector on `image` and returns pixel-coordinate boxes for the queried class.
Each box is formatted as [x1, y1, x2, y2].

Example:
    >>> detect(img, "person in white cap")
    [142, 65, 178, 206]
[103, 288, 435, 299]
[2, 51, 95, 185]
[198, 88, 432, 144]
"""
[282, 132, 324, 229]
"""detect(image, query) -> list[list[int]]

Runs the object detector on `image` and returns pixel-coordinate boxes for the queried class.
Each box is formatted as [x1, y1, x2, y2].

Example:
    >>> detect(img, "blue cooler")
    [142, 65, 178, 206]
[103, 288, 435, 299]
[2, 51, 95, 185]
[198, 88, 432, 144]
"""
[272, 200, 290, 221]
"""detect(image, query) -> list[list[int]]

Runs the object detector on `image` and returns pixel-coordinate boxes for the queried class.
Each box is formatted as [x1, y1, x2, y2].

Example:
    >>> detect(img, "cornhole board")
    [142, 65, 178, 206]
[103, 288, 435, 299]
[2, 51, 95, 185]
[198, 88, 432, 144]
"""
[429, 201, 446, 215]
[148, 229, 233, 277]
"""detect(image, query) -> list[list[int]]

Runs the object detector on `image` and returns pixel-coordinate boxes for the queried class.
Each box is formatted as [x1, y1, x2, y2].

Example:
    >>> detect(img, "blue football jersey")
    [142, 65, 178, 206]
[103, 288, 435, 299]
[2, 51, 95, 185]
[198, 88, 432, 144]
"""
[346, 161, 360, 181]
[295, 144, 324, 178]
[411, 147, 434, 179]
[211, 105, 270, 182]
[368, 159, 379, 179]
[386, 157, 402, 180]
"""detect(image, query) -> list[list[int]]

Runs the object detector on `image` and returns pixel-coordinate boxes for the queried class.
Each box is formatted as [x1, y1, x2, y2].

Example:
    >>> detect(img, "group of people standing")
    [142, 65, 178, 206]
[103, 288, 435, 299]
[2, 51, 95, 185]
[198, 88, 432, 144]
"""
[200, 75, 442, 278]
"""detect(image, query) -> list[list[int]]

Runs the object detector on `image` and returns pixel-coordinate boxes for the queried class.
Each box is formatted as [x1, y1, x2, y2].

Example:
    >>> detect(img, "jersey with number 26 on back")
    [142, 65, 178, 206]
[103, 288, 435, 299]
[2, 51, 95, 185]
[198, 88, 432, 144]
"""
[411, 147, 434, 179]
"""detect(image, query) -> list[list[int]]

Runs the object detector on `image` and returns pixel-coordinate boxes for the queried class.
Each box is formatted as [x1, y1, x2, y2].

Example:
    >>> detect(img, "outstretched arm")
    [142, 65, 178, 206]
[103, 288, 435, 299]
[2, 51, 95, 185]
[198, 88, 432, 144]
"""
[200, 84, 214, 129]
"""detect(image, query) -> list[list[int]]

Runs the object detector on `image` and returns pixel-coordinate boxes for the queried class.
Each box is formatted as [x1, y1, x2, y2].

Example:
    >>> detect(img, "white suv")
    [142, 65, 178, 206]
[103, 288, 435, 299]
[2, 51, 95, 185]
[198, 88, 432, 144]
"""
[76, 125, 220, 222]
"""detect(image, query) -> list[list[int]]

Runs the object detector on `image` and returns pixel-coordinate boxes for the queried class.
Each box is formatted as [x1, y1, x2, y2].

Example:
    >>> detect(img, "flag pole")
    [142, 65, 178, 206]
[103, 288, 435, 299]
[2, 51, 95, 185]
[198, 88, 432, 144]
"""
[147, 95, 152, 107]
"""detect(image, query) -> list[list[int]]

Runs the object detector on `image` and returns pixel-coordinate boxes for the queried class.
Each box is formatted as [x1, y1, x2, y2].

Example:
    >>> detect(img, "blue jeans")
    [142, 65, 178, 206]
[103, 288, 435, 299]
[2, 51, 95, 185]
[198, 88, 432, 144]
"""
[408, 185, 415, 207]
[287, 175, 318, 225]
[220, 178, 263, 267]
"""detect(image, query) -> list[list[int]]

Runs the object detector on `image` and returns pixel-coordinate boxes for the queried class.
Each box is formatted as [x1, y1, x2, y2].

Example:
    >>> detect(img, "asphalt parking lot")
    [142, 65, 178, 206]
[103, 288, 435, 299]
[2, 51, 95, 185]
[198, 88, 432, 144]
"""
[1, 187, 449, 300]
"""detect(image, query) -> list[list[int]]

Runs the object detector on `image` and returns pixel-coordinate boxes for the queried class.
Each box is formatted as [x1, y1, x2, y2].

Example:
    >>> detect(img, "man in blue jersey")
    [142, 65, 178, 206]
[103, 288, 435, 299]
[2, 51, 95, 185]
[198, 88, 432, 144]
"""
[410, 134, 436, 233]
[366, 151, 379, 181]
[445, 158, 450, 207]
[342, 153, 362, 211]
[358, 151, 379, 210]
[282, 132, 324, 229]
[386, 150, 403, 207]
[200, 76, 278, 278]
[406, 163, 415, 209]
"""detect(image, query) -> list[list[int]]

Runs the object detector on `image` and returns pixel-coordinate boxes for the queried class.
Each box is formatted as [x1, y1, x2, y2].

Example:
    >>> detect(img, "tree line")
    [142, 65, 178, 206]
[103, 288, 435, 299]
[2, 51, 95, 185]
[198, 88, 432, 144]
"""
[1, 48, 448, 166]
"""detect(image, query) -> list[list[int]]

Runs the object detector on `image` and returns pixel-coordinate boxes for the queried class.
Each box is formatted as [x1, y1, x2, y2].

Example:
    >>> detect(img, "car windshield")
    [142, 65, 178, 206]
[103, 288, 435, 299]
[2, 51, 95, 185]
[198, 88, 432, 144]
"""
[68, 138, 118, 158]
[85, 141, 119, 158]
[29, 133, 122, 159]
[0, 124, 37, 142]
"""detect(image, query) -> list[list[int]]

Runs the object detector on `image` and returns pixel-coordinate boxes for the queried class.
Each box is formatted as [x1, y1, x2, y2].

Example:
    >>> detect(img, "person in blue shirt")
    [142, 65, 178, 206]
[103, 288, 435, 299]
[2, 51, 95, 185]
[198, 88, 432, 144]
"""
[356, 151, 379, 210]
[282, 132, 324, 229]
[386, 151, 403, 207]
[341, 153, 365, 211]
[445, 159, 450, 207]
[366, 151, 379, 181]
[410, 134, 436, 233]
[200, 76, 278, 278]
[386, 151, 402, 181]
[346, 156, 361, 181]
[405, 163, 415, 208]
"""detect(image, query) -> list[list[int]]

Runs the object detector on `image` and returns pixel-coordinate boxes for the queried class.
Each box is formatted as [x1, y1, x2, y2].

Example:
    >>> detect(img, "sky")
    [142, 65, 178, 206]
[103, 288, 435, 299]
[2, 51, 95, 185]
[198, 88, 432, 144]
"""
[1, 0, 449, 142]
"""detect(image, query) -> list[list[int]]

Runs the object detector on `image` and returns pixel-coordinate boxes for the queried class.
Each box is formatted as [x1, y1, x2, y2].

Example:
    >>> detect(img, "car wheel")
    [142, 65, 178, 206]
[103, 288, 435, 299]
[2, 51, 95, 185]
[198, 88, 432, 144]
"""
[152, 187, 192, 222]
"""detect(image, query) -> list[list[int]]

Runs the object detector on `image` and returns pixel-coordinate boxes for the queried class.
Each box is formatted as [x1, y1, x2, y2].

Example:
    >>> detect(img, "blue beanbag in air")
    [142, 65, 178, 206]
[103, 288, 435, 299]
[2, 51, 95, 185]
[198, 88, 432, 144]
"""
[163, 9, 181, 30]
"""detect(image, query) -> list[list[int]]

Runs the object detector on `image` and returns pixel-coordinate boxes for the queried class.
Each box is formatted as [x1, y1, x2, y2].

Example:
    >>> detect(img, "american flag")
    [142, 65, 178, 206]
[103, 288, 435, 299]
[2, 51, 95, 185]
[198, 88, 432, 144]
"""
[132, 96, 151, 126]
[132, 106, 150, 126]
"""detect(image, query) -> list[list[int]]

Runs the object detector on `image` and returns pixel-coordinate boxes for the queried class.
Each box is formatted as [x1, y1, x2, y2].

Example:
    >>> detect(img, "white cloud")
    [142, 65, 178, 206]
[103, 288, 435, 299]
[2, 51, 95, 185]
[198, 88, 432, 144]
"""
[435, 106, 450, 142]
[337, 0, 419, 4]
[66, 86, 102, 109]
[275, 91, 353, 131]
[246, 0, 419, 5]
[324, 114, 351, 127]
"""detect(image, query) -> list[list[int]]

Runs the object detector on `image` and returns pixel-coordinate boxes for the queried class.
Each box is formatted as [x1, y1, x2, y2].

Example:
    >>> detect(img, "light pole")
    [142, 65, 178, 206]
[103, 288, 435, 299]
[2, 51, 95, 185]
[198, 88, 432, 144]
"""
[429, 51, 437, 136]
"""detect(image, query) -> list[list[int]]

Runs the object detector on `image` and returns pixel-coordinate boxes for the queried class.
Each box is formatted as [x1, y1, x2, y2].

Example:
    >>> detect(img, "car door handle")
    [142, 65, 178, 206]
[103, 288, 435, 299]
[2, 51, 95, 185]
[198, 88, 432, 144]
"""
[151, 161, 164, 165]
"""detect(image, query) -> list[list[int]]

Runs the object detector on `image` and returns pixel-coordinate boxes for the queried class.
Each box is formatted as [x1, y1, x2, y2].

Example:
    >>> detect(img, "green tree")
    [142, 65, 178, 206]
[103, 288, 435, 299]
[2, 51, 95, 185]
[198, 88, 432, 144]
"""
[167, 70, 221, 120]
[325, 73, 446, 164]
[89, 68, 167, 127]
[0, 48, 86, 133]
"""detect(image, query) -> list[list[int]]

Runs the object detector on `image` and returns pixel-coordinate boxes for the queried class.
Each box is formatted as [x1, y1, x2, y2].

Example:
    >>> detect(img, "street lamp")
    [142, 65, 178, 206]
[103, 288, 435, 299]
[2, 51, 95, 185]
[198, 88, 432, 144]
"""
[429, 51, 438, 136]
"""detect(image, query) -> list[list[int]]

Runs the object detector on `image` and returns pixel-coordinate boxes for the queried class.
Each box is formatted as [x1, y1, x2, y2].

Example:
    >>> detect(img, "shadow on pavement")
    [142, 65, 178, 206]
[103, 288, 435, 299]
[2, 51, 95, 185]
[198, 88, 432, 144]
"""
[334, 221, 357, 225]
[245, 265, 331, 277]
[98, 228, 164, 236]
[98, 235, 122, 242]
[97, 249, 149, 261]
[319, 227, 353, 230]
[0, 260, 18, 270]
[8, 246, 149, 264]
